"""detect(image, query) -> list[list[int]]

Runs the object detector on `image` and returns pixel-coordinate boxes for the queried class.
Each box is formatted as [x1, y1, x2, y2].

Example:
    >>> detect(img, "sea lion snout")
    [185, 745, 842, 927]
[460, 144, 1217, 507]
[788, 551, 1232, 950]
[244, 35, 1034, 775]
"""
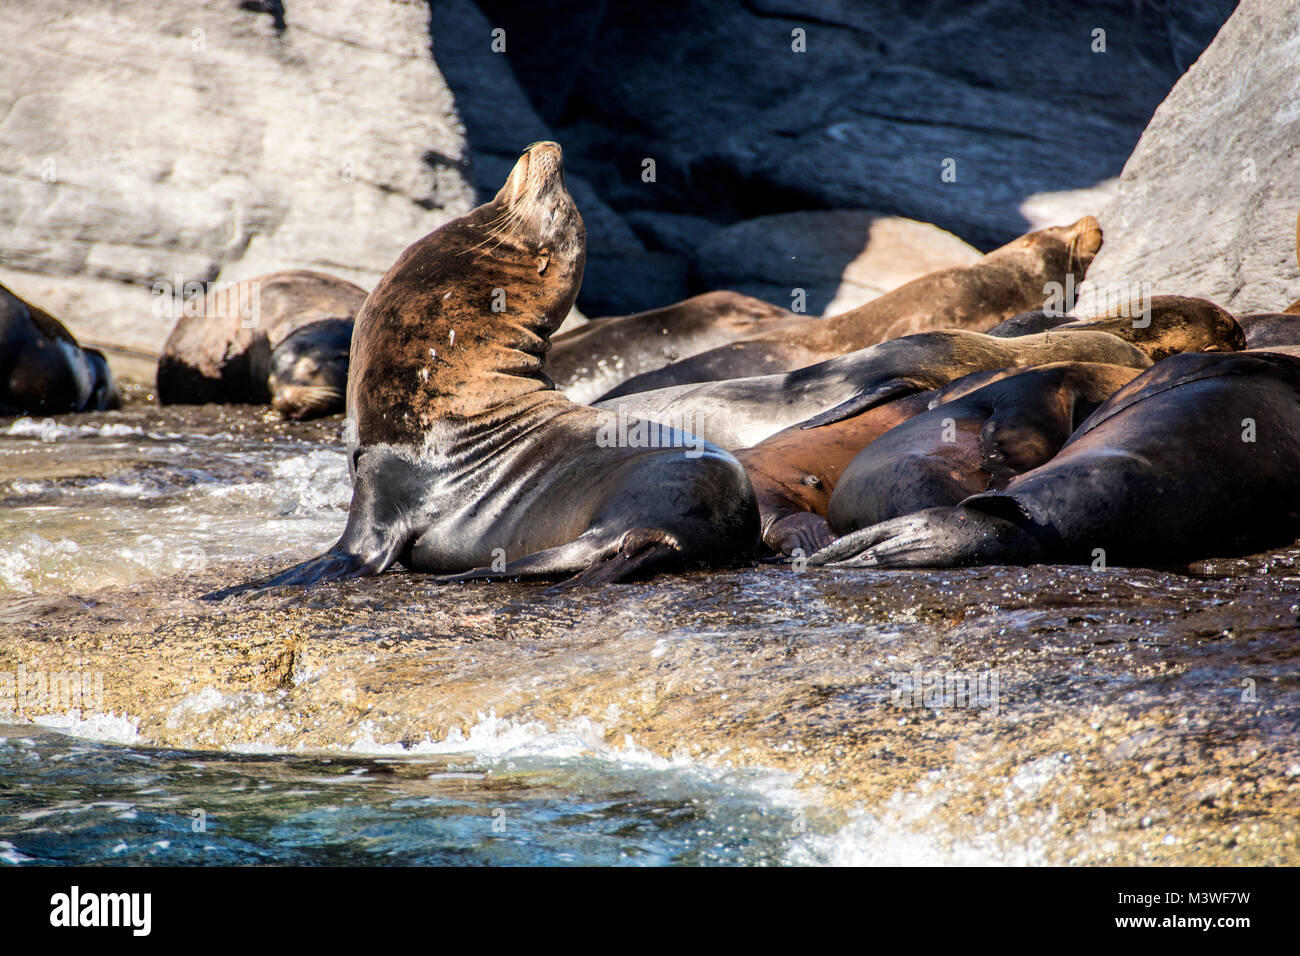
[499, 141, 581, 253]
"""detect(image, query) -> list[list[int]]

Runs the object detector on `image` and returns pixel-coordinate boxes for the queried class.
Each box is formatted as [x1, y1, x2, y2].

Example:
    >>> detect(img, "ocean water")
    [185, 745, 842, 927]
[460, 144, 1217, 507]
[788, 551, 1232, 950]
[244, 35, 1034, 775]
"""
[0, 725, 827, 866]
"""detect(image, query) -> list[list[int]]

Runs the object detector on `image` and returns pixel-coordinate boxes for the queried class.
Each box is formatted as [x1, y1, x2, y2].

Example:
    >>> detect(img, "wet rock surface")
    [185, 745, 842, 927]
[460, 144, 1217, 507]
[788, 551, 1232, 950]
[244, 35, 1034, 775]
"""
[3, 403, 1298, 865]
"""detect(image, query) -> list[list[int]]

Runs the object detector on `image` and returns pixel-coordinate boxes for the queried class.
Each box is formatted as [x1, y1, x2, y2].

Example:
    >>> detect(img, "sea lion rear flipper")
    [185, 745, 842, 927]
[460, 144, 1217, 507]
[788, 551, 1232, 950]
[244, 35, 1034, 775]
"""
[979, 389, 1076, 487]
[437, 528, 681, 588]
[800, 378, 927, 429]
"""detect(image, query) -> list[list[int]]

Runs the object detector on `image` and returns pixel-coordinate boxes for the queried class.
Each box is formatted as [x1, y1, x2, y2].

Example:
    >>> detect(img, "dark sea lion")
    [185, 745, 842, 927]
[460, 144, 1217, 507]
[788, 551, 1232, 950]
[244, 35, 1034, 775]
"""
[207, 142, 757, 599]
[267, 318, 354, 420]
[985, 309, 1074, 338]
[0, 282, 119, 414]
[810, 350, 1300, 569]
[596, 327, 1151, 452]
[1235, 312, 1300, 348]
[734, 365, 1048, 555]
[156, 269, 367, 415]
[549, 291, 799, 404]
[597, 216, 1103, 398]
[826, 362, 1144, 536]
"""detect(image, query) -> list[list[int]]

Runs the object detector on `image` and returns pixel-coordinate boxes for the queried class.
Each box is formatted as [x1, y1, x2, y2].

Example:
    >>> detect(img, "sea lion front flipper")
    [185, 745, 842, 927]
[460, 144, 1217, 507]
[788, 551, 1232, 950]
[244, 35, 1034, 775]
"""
[200, 546, 386, 601]
[765, 511, 835, 556]
[800, 378, 928, 429]
[807, 506, 1043, 568]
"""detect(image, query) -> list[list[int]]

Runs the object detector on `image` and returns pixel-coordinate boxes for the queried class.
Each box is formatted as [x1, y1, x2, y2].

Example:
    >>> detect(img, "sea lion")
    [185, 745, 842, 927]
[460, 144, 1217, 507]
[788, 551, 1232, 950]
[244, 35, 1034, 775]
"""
[0, 282, 119, 414]
[735, 391, 933, 555]
[596, 327, 1152, 452]
[548, 291, 799, 404]
[156, 269, 367, 417]
[1052, 295, 1244, 359]
[597, 216, 1103, 399]
[1236, 313, 1300, 348]
[206, 142, 757, 598]
[825, 362, 1144, 536]
[810, 350, 1300, 569]
[267, 318, 354, 420]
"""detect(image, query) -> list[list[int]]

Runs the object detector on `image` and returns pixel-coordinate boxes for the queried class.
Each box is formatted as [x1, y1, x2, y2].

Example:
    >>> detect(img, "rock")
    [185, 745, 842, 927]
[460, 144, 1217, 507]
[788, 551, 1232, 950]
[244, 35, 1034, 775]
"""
[429, 0, 691, 316]
[0, 0, 476, 370]
[1077, 0, 1300, 316]
[692, 211, 982, 315]
[476, 0, 1235, 250]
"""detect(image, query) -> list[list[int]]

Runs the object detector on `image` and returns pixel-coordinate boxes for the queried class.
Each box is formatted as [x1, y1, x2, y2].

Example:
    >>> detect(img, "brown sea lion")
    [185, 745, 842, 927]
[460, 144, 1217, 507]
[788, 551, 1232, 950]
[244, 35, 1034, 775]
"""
[156, 269, 367, 418]
[597, 216, 1104, 398]
[548, 292, 800, 404]
[596, 327, 1151, 452]
[205, 142, 758, 599]
[1054, 295, 1244, 359]
[0, 282, 119, 414]
[811, 350, 1300, 569]
[825, 362, 1144, 537]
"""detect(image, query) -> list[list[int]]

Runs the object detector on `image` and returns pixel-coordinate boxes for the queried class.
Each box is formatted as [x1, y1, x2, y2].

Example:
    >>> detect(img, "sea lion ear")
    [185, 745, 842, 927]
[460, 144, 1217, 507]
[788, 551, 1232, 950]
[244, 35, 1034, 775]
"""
[537, 252, 550, 275]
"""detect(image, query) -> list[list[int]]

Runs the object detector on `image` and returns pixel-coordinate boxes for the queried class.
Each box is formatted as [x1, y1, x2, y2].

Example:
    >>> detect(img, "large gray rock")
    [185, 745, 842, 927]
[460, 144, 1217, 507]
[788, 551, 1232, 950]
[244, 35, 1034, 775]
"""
[1077, 0, 1300, 316]
[0, 0, 477, 358]
[692, 211, 982, 315]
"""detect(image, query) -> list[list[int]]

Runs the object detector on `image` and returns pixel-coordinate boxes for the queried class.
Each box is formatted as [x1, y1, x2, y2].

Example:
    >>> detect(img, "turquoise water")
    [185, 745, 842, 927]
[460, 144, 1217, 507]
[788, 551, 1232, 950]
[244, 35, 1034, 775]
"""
[0, 726, 819, 866]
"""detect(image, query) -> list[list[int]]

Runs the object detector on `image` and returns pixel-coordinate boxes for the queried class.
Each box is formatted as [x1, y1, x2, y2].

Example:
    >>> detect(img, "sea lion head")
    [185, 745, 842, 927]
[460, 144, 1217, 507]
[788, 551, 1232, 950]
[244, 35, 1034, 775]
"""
[479, 141, 586, 337]
[268, 318, 352, 420]
[991, 216, 1103, 285]
[1064, 295, 1246, 360]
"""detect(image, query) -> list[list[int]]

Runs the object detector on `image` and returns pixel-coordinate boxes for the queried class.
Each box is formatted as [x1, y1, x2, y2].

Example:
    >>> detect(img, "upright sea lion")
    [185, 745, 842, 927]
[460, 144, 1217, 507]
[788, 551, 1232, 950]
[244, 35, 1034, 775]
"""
[207, 142, 757, 598]
[548, 292, 799, 404]
[0, 282, 119, 414]
[598, 216, 1103, 398]
[810, 350, 1300, 569]
[826, 362, 1144, 536]
[156, 269, 367, 418]
[596, 327, 1151, 452]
